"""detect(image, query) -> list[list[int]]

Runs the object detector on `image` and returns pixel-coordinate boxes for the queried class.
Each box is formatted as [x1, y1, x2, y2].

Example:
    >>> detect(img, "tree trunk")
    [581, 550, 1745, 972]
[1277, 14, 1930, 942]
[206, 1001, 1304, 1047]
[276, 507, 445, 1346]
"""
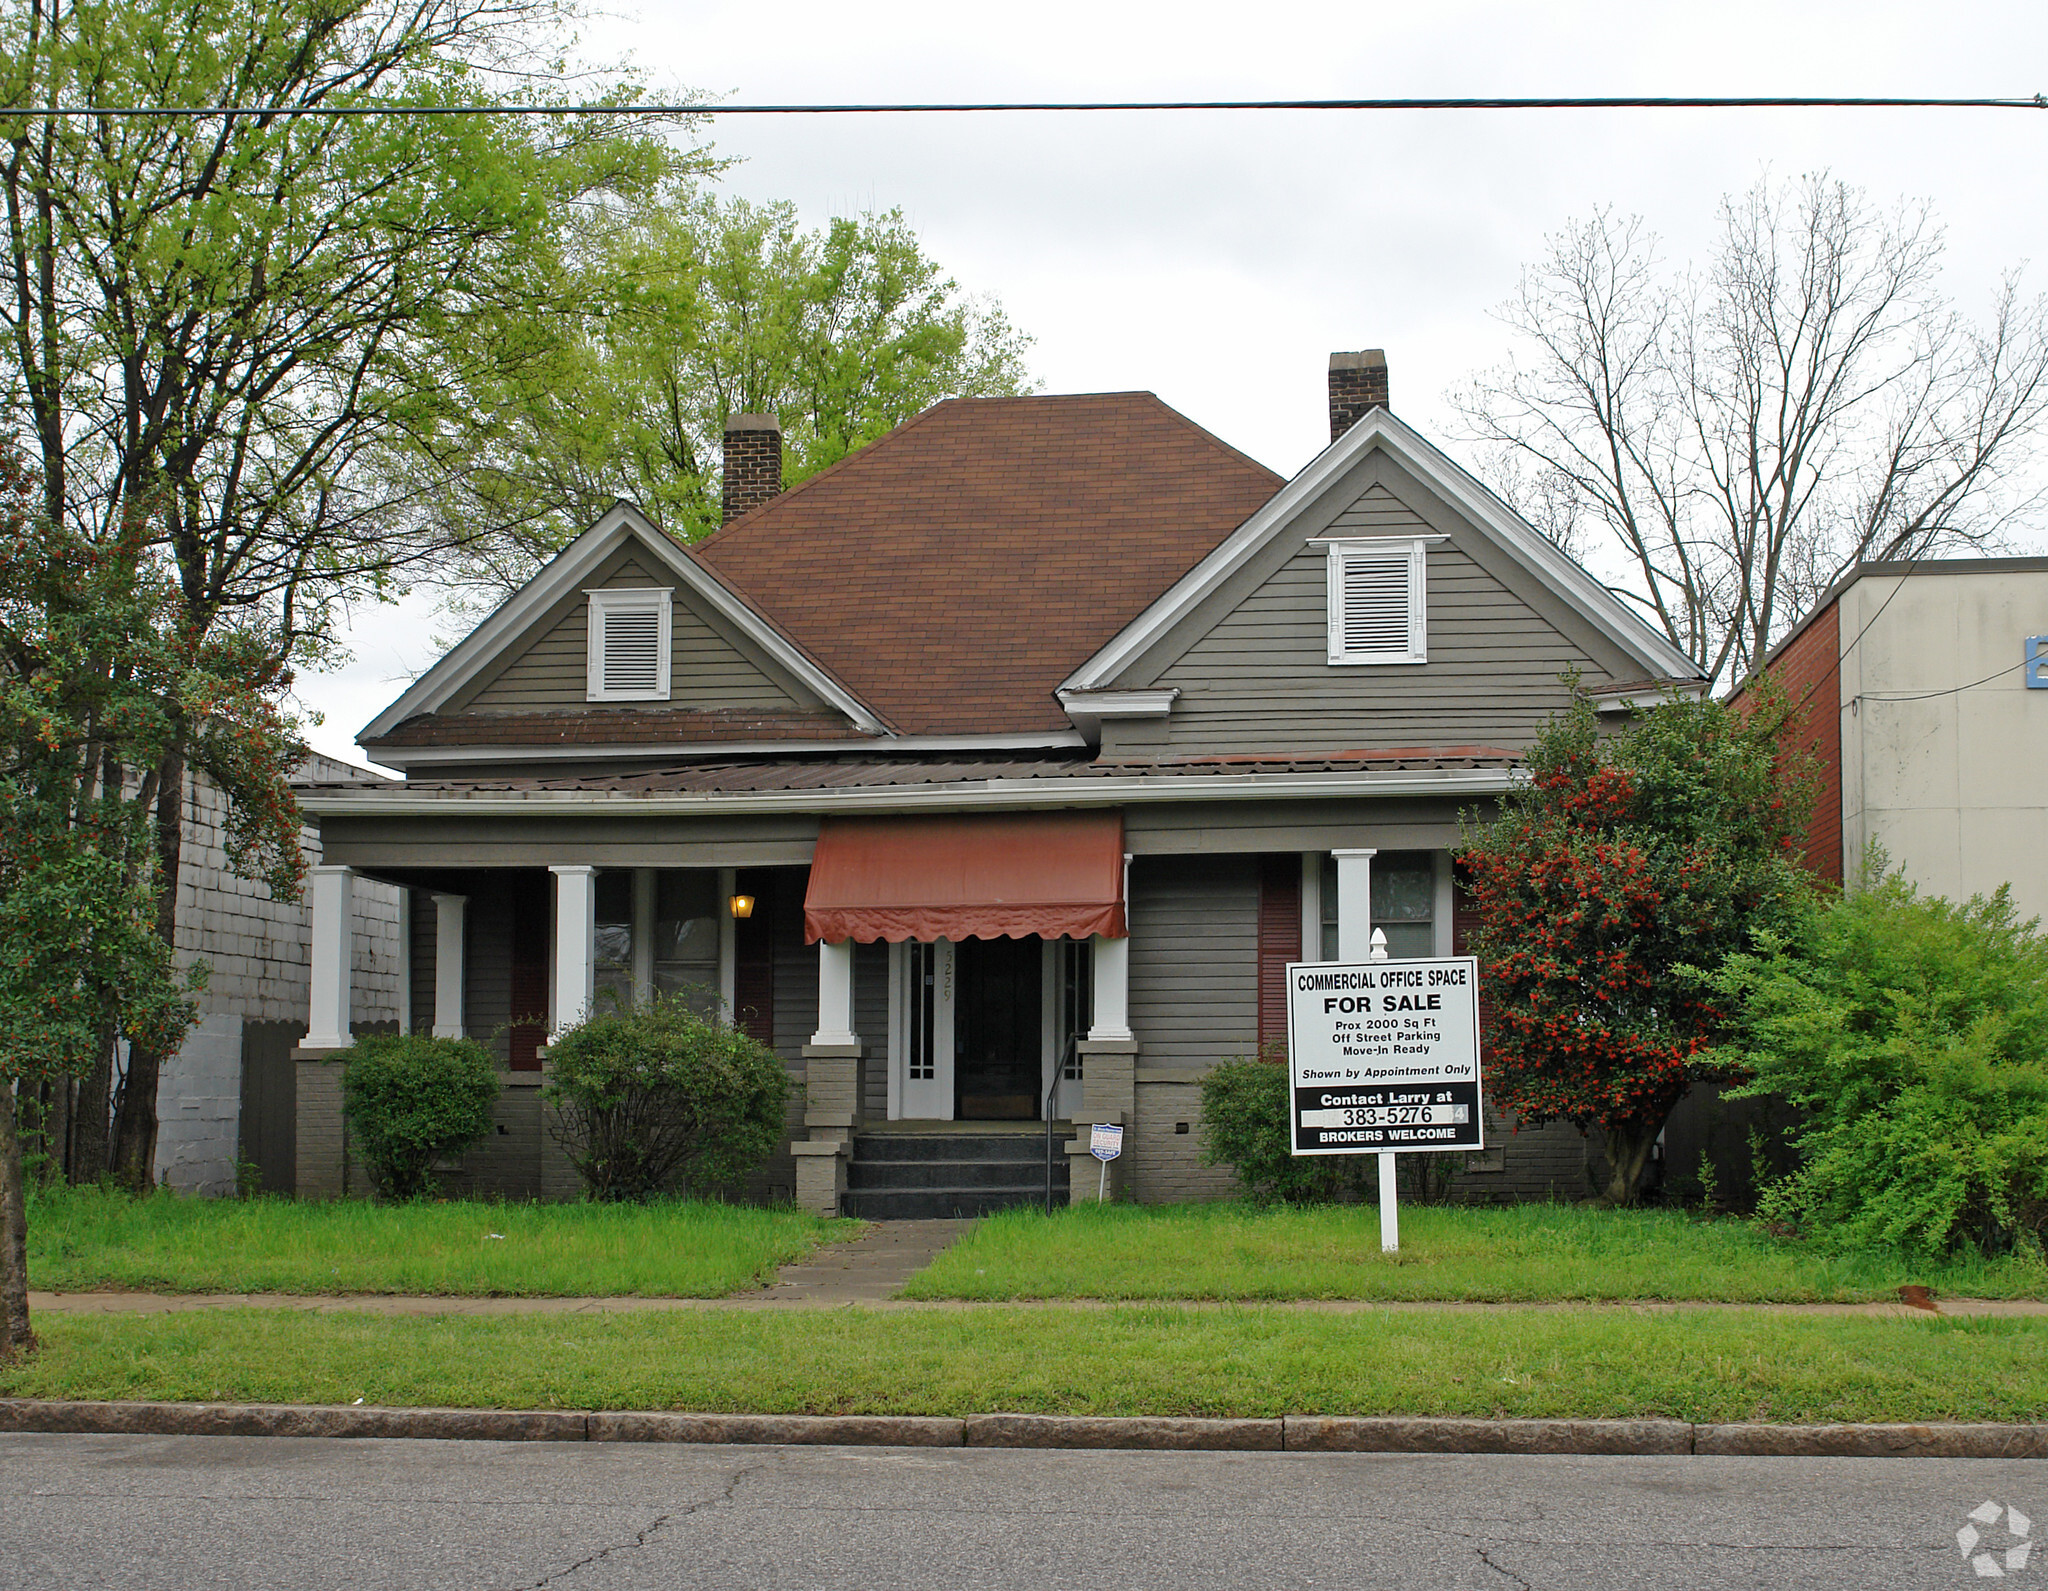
[0, 1081, 36, 1362]
[67, 1024, 114, 1185]
[112, 744, 186, 1192]
[1598, 1120, 1663, 1206]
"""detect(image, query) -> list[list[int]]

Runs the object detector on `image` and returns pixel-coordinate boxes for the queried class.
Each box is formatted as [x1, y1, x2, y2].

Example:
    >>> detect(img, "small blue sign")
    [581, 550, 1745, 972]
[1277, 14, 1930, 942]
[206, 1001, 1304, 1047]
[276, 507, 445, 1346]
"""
[2029, 637, 2048, 690]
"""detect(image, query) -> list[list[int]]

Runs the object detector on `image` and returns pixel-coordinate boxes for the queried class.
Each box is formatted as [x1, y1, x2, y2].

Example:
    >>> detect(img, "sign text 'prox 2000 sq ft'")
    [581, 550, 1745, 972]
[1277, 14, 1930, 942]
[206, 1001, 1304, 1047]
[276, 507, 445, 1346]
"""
[1284, 957, 1484, 1156]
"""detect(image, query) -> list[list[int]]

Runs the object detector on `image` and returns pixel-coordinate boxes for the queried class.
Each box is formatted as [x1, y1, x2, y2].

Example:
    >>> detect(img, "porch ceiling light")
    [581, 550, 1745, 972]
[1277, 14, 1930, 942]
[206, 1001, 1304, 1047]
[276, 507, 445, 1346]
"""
[729, 893, 756, 920]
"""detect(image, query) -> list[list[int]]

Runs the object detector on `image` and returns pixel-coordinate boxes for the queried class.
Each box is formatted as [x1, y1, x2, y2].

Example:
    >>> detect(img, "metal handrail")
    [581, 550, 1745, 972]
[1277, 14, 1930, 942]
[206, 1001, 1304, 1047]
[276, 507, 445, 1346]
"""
[1043, 1031, 1077, 1214]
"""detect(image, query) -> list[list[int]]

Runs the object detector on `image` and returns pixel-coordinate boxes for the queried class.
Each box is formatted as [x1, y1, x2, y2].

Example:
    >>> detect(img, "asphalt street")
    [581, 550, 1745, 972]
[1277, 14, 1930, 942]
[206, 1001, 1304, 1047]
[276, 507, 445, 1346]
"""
[2, 1432, 2038, 1590]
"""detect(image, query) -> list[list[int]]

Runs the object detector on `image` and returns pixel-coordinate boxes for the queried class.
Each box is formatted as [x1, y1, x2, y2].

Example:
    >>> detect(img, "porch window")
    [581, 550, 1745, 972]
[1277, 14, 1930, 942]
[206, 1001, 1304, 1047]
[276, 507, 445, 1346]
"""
[1320, 850, 1436, 959]
[592, 871, 635, 1008]
[588, 868, 722, 1014]
[653, 870, 721, 1007]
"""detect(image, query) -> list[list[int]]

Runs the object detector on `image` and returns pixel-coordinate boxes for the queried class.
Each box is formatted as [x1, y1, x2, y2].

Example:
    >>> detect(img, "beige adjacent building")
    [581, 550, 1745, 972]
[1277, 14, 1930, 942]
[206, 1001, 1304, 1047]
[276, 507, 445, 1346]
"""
[1759, 556, 2048, 921]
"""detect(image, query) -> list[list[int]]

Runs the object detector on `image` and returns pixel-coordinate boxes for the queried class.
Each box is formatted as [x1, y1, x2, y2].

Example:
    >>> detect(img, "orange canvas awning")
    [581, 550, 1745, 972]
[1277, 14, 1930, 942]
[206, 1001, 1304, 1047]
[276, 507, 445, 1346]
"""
[804, 811, 1126, 944]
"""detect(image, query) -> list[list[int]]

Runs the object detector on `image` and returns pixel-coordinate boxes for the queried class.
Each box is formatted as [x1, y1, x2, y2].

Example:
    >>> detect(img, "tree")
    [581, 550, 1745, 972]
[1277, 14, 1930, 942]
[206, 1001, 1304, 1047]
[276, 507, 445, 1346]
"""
[441, 187, 1037, 589]
[1452, 173, 2048, 685]
[0, 476, 304, 1358]
[0, 0, 680, 1183]
[1457, 687, 1815, 1205]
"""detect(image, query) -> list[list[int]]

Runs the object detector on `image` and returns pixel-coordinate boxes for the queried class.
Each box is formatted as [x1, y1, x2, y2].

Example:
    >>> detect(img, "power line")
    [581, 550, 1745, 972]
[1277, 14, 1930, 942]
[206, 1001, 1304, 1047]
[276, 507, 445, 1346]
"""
[0, 94, 2042, 119]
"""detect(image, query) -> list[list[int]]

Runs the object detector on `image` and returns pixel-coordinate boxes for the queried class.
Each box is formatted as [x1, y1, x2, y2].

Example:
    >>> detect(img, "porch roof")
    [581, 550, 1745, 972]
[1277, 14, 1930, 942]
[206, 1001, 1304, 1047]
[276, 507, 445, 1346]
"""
[295, 749, 1524, 817]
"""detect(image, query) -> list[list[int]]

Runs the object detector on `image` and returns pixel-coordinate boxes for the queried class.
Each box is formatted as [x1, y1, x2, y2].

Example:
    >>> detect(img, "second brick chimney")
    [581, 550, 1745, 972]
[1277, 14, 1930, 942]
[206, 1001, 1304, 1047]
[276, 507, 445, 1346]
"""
[721, 413, 783, 525]
[1328, 350, 1389, 442]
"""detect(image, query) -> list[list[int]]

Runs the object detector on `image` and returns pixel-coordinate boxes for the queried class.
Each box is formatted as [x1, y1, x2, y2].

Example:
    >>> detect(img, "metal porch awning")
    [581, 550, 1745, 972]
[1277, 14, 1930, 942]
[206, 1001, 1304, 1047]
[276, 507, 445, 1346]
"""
[803, 811, 1126, 944]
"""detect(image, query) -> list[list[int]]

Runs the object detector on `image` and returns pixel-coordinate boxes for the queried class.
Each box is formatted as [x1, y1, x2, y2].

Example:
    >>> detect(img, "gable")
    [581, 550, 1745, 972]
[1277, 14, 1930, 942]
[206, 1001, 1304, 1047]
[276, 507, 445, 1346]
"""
[357, 504, 886, 757]
[1067, 412, 1702, 757]
[450, 549, 817, 715]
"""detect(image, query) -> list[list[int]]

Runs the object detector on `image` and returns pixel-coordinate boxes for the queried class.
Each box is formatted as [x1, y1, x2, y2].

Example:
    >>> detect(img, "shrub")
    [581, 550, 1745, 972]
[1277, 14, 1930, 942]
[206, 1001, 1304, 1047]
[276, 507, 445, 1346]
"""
[1200, 1052, 1374, 1205]
[544, 994, 790, 1203]
[340, 1034, 500, 1201]
[1712, 866, 2048, 1257]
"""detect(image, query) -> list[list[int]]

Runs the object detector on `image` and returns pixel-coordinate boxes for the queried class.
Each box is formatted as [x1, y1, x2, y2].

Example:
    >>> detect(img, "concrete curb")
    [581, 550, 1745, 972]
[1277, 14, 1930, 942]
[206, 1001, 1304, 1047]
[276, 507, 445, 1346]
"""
[1, 1401, 2043, 1458]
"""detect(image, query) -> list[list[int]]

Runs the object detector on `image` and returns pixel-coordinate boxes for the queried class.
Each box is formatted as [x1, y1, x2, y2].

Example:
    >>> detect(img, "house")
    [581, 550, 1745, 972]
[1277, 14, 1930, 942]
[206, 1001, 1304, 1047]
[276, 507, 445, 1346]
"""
[56, 754, 405, 1197]
[1749, 557, 2048, 920]
[294, 351, 1705, 1215]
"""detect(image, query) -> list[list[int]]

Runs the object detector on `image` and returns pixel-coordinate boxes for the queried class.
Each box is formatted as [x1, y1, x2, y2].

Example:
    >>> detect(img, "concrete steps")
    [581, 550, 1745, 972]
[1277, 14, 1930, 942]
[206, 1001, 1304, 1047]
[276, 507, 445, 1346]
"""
[844, 1131, 1070, 1220]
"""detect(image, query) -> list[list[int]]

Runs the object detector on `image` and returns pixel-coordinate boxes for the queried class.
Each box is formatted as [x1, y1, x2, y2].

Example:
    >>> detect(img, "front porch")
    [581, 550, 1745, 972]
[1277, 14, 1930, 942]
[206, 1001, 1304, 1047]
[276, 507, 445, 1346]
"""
[294, 790, 1521, 1211]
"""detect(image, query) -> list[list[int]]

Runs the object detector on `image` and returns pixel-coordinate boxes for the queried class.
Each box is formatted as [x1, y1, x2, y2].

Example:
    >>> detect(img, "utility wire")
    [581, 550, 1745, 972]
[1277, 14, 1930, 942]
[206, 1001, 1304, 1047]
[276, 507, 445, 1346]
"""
[0, 94, 2043, 118]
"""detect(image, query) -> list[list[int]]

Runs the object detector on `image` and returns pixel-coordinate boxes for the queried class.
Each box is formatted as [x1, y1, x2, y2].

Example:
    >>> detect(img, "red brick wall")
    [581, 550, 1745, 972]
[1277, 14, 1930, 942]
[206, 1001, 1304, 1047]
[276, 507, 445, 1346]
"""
[1750, 601, 1844, 883]
[1255, 855, 1302, 1053]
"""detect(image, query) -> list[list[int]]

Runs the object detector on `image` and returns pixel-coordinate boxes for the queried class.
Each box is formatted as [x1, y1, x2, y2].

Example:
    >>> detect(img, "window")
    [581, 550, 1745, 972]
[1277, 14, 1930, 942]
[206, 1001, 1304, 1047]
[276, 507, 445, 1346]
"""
[1326, 539, 1426, 665]
[1320, 850, 1437, 959]
[585, 587, 672, 701]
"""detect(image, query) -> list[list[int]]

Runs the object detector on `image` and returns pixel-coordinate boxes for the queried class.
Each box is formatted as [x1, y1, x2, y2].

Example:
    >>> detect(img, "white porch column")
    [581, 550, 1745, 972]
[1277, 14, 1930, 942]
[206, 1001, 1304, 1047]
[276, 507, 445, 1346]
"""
[305, 865, 355, 1051]
[430, 893, 467, 1039]
[1087, 933, 1132, 1042]
[1333, 848, 1377, 962]
[810, 939, 858, 1047]
[551, 865, 597, 1038]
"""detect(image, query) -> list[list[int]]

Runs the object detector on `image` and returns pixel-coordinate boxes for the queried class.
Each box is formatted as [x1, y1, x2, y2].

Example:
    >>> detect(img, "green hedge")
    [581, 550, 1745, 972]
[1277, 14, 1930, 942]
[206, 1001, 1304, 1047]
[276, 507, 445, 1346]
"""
[340, 1035, 499, 1201]
[544, 994, 789, 1203]
[1714, 869, 2048, 1257]
[1199, 1056, 1375, 1204]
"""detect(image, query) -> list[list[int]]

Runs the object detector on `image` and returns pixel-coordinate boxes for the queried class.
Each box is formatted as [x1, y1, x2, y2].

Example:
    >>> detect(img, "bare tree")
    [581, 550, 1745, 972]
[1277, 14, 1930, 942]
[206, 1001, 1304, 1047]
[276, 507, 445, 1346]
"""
[1452, 173, 2048, 684]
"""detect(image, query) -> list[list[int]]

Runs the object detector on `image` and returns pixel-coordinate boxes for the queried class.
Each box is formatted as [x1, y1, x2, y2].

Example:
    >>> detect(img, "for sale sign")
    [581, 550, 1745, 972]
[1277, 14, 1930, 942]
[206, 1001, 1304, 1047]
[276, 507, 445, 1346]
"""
[1285, 957, 1484, 1156]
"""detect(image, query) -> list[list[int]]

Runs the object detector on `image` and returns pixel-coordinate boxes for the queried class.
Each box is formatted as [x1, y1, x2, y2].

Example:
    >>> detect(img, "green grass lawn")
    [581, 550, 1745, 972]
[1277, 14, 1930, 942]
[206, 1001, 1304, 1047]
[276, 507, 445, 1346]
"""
[26, 1187, 858, 1298]
[900, 1202, 2048, 1303]
[4, 1306, 2042, 1424]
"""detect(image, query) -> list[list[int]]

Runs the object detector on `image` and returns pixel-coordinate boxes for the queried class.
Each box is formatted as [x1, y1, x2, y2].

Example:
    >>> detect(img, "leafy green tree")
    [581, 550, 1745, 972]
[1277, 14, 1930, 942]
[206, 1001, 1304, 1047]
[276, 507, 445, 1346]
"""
[0, 0, 680, 1181]
[0, 469, 302, 1358]
[1457, 687, 1815, 1204]
[1713, 865, 2048, 1256]
[444, 187, 1037, 587]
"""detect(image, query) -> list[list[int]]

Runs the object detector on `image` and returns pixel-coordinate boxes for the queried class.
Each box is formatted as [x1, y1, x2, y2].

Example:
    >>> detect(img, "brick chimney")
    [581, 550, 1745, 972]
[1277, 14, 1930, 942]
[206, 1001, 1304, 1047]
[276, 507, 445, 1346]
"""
[721, 413, 783, 525]
[1328, 350, 1389, 442]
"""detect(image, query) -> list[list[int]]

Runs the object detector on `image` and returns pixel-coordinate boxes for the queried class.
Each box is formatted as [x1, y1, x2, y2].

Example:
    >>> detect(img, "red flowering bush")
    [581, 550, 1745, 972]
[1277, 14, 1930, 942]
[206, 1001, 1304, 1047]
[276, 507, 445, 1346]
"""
[1459, 684, 1815, 1204]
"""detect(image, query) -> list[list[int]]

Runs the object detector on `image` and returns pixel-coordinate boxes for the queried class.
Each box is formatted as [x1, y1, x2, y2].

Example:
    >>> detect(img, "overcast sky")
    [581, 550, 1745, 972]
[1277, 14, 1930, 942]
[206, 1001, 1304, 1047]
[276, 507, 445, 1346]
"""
[299, 0, 2048, 769]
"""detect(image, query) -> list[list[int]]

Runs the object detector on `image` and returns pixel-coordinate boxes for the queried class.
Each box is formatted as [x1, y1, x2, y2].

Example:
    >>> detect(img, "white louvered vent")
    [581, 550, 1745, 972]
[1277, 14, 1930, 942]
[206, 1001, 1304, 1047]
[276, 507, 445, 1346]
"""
[1326, 539, 1426, 664]
[585, 588, 672, 701]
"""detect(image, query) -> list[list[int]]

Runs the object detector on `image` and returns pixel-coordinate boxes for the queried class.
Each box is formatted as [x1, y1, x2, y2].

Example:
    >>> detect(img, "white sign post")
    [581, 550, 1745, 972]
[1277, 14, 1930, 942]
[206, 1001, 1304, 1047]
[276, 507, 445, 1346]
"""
[1285, 954, 1484, 1253]
[1089, 1122, 1124, 1202]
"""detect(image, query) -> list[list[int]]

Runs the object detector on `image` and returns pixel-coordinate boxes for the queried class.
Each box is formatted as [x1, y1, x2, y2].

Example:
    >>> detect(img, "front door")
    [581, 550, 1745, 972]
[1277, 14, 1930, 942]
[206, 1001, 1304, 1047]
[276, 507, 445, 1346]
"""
[954, 936, 1043, 1120]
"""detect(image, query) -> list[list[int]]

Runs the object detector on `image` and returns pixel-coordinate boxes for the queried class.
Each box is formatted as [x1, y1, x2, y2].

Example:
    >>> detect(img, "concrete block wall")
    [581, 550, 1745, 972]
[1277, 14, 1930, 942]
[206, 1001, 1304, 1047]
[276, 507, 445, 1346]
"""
[1129, 1079, 1238, 1204]
[153, 1012, 244, 1196]
[175, 759, 403, 1026]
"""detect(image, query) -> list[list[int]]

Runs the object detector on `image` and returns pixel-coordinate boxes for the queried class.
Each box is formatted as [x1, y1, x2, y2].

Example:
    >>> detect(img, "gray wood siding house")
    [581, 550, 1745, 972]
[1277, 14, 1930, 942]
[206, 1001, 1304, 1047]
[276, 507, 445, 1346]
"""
[295, 358, 1702, 1212]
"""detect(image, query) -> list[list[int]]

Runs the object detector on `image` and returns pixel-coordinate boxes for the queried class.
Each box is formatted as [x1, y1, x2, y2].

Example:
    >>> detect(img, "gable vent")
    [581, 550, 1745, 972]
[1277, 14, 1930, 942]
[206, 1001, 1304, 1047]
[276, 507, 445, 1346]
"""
[585, 587, 673, 701]
[1326, 539, 1427, 665]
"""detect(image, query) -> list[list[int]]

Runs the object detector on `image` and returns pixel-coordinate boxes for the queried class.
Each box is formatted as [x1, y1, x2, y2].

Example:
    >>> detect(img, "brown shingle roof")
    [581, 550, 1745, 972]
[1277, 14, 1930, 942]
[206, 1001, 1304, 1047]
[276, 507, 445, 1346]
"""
[690, 393, 1284, 736]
